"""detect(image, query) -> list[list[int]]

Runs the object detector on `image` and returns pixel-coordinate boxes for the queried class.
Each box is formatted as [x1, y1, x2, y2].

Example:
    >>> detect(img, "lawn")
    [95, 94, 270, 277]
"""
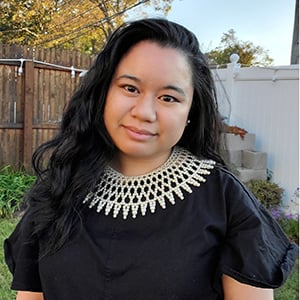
[0, 218, 17, 300]
[0, 218, 298, 300]
[274, 258, 299, 300]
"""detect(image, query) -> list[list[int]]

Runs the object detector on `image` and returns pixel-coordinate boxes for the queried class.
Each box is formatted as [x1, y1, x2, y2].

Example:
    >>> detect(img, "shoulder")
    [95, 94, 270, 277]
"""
[198, 160, 252, 198]
[183, 147, 257, 206]
[193, 159, 264, 217]
[207, 163, 245, 187]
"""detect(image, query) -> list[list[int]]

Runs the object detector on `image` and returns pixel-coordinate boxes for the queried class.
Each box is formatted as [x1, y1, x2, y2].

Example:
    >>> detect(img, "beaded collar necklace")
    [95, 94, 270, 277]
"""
[83, 147, 215, 219]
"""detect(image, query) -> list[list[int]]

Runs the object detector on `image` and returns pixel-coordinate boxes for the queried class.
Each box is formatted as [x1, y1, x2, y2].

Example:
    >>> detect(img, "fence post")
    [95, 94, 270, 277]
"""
[23, 60, 34, 171]
[226, 54, 240, 123]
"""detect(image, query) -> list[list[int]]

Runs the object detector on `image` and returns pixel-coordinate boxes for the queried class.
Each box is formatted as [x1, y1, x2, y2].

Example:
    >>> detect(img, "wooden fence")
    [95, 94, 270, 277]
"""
[0, 45, 93, 171]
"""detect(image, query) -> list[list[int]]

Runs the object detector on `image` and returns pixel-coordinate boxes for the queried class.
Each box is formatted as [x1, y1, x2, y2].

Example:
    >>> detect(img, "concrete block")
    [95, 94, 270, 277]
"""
[223, 150, 242, 167]
[237, 168, 267, 183]
[242, 150, 267, 170]
[221, 133, 255, 151]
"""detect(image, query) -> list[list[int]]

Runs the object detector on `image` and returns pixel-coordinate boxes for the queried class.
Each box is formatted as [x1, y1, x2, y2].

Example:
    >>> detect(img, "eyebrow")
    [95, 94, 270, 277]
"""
[116, 74, 141, 82]
[115, 74, 186, 97]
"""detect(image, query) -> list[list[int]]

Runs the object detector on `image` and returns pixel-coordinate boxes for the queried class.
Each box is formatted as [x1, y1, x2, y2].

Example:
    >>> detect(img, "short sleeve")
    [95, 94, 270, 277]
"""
[4, 212, 42, 292]
[219, 170, 298, 288]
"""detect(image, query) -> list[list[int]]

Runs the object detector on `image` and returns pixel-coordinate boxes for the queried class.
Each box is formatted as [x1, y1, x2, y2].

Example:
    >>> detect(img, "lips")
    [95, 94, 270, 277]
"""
[125, 125, 155, 135]
[122, 125, 157, 140]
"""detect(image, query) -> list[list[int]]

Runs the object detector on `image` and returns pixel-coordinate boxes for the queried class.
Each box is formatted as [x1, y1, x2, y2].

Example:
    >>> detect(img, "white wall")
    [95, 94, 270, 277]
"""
[212, 63, 299, 211]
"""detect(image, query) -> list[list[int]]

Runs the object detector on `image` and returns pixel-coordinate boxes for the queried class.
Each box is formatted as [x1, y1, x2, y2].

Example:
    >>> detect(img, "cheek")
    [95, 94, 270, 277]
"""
[163, 112, 188, 137]
[103, 102, 110, 128]
[104, 90, 117, 122]
[103, 96, 115, 132]
[104, 88, 130, 117]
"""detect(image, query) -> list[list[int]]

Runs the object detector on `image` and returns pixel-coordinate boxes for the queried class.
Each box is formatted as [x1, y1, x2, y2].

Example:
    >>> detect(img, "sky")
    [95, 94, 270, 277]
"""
[131, 0, 297, 66]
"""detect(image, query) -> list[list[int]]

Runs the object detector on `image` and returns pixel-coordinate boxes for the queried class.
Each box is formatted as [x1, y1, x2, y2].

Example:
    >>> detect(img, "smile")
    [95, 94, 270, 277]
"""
[122, 125, 157, 141]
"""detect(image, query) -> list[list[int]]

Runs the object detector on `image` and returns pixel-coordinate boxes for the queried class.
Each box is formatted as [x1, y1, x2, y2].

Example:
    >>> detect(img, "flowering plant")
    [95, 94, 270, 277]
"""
[246, 179, 283, 209]
[270, 207, 299, 244]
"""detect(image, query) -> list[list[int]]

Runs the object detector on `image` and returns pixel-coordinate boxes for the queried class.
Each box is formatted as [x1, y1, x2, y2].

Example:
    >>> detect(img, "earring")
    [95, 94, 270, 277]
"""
[186, 120, 191, 125]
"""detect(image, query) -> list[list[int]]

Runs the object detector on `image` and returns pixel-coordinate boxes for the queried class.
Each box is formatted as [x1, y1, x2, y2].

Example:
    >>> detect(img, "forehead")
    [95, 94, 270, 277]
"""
[114, 41, 193, 88]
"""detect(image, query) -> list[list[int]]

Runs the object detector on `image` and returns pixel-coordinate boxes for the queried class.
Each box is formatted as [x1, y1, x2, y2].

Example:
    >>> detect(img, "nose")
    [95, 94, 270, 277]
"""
[131, 93, 157, 122]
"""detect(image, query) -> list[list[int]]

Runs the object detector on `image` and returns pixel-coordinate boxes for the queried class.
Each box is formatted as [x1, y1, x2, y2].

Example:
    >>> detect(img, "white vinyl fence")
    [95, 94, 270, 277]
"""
[212, 56, 299, 212]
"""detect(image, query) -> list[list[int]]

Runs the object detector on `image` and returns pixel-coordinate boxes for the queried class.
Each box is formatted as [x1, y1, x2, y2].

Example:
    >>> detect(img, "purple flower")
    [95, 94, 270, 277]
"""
[285, 214, 294, 219]
[270, 207, 282, 219]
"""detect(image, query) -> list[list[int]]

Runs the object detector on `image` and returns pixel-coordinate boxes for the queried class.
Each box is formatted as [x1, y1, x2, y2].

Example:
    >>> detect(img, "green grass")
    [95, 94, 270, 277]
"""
[0, 218, 17, 300]
[275, 259, 299, 300]
[0, 218, 298, 299]
[0, 166, 35, 218]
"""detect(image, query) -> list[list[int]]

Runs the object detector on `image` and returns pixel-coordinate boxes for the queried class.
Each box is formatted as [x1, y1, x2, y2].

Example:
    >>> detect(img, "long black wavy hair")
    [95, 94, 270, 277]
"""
[26, 18, 225, 256]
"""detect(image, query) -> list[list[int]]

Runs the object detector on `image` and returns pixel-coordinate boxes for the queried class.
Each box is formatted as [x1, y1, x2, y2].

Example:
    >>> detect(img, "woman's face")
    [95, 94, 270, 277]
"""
[104, 40, 194, 173]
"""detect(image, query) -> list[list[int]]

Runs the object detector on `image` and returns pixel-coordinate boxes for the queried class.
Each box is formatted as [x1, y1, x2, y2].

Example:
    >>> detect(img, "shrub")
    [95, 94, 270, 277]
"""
[0, 166, 35, 218]
[245, 179, 283, 209]
[270, 207, 299, 244]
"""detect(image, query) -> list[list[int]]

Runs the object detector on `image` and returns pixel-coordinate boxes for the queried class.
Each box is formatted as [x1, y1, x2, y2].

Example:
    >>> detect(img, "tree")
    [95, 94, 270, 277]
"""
[205, 29, 273, 67]
[291, 0, 299, 64]
[0, 0, 173, 54]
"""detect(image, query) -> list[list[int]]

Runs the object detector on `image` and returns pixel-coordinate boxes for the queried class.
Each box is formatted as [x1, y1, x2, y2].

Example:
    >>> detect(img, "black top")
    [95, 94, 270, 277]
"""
[4, 167, 298, 300]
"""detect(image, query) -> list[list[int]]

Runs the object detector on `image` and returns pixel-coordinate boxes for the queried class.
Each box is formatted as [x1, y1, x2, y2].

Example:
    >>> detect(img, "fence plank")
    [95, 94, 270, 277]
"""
[23, 60, 34, 170]
[0, 65, 3, 123]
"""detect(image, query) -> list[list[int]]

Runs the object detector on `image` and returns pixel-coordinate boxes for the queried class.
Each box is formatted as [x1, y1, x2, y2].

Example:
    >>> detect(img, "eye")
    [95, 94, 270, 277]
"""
[159, 95, 178, 103]
[123, 85, 139, 94]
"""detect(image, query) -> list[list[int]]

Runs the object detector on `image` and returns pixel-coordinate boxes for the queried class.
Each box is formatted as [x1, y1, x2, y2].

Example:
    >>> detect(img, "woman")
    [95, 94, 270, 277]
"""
[4, 18, 297, 300]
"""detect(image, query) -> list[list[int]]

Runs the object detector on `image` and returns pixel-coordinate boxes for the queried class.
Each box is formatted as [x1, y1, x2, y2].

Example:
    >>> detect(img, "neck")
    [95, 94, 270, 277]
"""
[110, 150, 172, 176]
